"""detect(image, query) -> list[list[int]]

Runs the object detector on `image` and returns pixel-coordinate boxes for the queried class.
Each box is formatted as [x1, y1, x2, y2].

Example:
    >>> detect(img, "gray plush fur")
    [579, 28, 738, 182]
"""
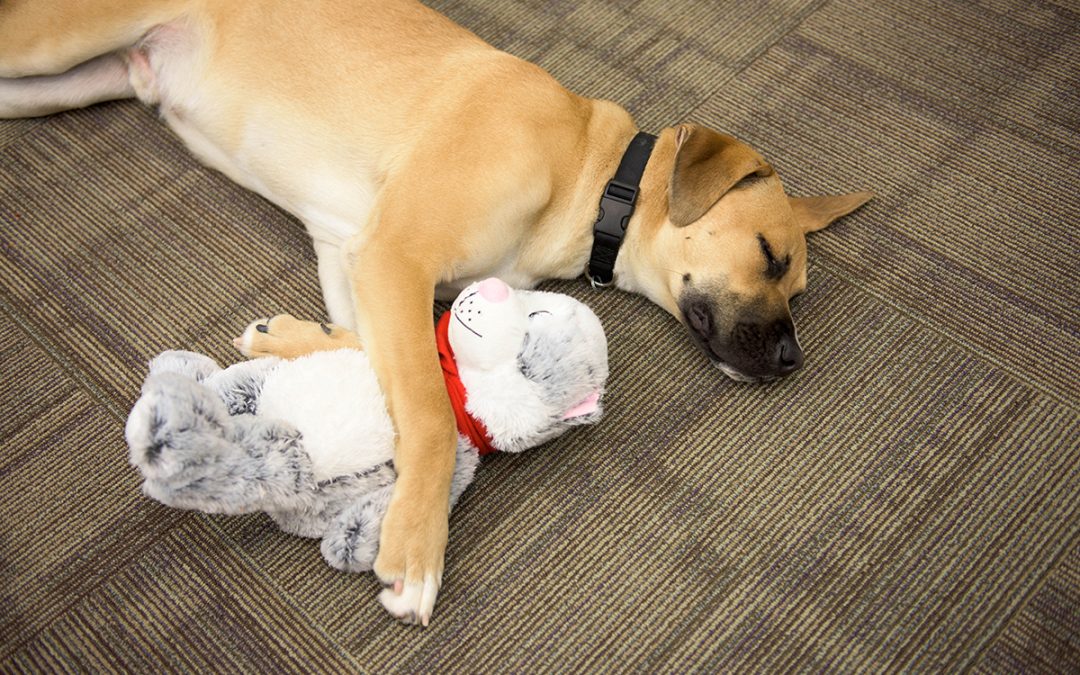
[127, 351, 479, 569]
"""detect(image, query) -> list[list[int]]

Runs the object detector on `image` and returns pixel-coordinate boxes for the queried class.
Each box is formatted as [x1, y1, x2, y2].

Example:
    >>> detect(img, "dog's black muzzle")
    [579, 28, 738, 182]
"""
[681, 296, 803, 382]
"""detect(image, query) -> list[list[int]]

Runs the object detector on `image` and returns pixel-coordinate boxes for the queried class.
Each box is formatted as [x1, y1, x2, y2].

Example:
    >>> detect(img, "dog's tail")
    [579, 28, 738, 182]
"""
[0, 0, 189, 77]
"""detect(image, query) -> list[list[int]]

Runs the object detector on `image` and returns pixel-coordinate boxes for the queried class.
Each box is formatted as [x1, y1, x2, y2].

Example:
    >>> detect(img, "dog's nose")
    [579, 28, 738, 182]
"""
[774, 324, 804, 374]
[684, 300, 713, 340]
[477, 277, 510, 303]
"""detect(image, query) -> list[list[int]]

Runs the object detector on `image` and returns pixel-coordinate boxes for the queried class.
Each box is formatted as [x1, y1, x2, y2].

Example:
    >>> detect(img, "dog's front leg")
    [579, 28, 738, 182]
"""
[348, 239, 458, 626]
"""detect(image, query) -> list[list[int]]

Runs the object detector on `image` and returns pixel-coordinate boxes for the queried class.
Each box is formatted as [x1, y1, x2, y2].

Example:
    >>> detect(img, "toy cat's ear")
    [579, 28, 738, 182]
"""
[562, 390, 601, 420]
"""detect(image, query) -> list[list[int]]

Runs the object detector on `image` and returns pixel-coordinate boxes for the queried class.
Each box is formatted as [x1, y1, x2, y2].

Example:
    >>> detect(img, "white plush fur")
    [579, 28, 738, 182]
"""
[451, 285, 608, 453]
[260, 350, 394, 482]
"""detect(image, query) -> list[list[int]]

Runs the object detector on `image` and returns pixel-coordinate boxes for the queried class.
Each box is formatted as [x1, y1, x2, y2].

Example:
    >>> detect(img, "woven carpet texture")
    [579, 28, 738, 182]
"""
[1, 0, 1077, 671]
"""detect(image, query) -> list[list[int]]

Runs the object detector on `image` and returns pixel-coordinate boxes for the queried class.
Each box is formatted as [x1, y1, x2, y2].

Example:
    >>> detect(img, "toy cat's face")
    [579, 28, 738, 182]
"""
[448, 278, 530, 370]
[449, 279, 609, 453]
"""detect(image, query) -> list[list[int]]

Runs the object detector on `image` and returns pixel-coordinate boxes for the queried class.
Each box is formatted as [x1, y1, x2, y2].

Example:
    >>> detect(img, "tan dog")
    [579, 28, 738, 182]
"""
[0, 0, 870, 624]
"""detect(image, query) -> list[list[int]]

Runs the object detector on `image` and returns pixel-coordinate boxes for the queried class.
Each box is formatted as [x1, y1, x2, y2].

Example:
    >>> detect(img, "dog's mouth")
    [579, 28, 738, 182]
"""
[690, 331, 778, 384]
[679, 297, 803, 384]
[713, 359, 778, 383]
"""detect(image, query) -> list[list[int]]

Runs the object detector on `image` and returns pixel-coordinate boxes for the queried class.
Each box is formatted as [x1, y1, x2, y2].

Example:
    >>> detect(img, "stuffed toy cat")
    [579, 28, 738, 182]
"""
[126, 278, 608, 577]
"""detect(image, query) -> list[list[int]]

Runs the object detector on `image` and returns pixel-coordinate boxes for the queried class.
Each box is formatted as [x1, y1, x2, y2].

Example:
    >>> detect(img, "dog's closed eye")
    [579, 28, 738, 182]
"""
[756, 234, 791, 280]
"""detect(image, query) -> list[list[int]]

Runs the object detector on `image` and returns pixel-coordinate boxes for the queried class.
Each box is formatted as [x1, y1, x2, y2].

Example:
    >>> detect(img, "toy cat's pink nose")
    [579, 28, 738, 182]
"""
[477, 277, 510, 303]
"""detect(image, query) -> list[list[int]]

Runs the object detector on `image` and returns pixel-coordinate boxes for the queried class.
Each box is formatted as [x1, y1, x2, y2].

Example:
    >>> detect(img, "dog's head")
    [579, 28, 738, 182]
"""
[622, 124, 872, 383]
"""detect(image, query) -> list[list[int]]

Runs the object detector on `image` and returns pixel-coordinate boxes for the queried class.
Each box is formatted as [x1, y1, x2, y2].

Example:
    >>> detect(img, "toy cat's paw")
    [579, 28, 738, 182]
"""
[234, 314, 360, 359]
[321, 487, 393, 573]
[147, 351, 221, 380]
[126, 373, 230, 482]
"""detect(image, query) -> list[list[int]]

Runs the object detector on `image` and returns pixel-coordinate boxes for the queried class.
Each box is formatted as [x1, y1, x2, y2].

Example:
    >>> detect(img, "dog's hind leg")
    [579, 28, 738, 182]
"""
[0, 0, 188, 77]
[0, 53, 134, 119]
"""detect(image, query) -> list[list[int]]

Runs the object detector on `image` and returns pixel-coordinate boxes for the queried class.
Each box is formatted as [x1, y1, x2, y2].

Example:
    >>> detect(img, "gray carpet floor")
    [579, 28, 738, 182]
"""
[1, 0, 1077, 670]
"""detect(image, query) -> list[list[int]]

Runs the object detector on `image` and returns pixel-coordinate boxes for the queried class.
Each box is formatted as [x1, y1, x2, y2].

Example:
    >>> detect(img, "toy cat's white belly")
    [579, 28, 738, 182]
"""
[257, 350, 395, 482]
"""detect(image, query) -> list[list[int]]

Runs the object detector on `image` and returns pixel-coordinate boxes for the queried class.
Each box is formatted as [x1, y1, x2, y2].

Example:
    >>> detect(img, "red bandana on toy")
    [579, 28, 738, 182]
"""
[436, 312, 498, 456]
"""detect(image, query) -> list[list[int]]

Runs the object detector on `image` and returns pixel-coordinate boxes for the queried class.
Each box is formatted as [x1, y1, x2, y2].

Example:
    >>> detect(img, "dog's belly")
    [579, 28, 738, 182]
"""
[166, 109, 377, 246]
[133, 23, 377, 248]
[161, 107, 377, 248]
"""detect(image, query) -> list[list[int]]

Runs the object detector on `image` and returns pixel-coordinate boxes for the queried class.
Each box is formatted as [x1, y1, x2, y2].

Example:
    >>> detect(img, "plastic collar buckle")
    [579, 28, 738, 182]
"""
[587, 180, 638, 287]
[595, 180, 637, 240]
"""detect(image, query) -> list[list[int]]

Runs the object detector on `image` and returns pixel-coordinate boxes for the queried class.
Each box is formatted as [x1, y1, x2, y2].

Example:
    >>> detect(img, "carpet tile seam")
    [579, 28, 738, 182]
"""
[0, 291, 126, 423]
[899, 435, 1080, 668]
[965, 521, 1080, 670]
[2, 517, 369, 672]
[0, 119, 46, 153]
[668, 0, 833, 128]
[706, 22, 1080, 158]
[0, 515, 187, 662]
[720, 383, 1022, 669]
[196, 517, 369, 674]
[756, 384, 1049, 669]
[812, 4, 1080, 154]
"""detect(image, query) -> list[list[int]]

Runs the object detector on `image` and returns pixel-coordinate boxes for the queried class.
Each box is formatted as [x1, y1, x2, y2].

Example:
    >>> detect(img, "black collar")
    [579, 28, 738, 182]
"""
[586, 131, 657, 287]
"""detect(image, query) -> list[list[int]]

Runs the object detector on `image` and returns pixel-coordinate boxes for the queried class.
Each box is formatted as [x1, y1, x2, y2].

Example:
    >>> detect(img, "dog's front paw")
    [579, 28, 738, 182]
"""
[373, 485, 448, 627]
[234, 314, 358, 359]
[378, 575, 442, 627]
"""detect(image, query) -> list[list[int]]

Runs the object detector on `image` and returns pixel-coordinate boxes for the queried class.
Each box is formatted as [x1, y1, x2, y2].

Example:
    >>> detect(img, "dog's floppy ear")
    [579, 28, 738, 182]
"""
[789, 192, 874, 233]
[668, 124, 773, 227]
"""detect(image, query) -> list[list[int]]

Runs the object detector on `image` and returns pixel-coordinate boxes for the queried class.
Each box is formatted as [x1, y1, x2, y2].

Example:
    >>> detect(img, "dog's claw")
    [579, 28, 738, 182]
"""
[378, 574, 440, 627]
